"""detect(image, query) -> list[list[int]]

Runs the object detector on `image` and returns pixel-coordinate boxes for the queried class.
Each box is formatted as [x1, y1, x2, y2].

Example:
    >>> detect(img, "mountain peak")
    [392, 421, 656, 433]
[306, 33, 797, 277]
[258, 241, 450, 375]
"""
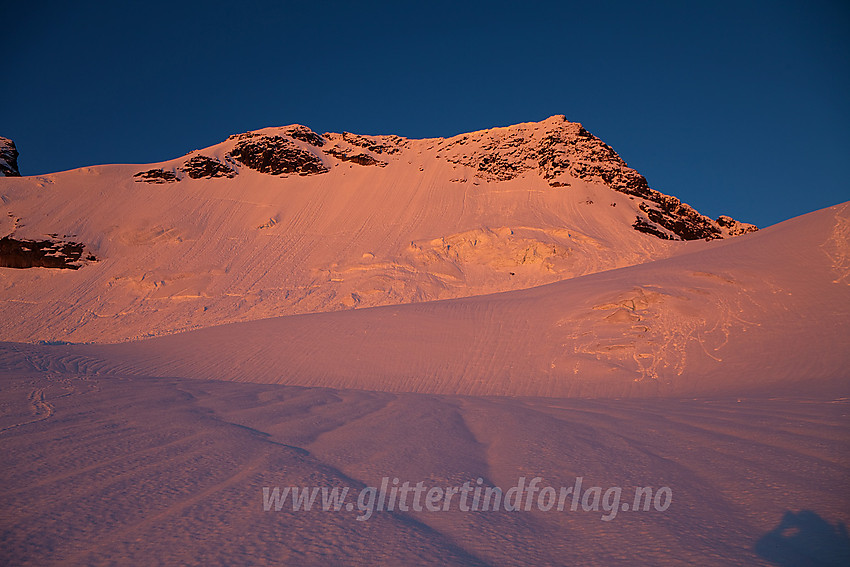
[133, 117, 755, 242]
[429, 116, 756, 240]
[0, 116, 764, 343]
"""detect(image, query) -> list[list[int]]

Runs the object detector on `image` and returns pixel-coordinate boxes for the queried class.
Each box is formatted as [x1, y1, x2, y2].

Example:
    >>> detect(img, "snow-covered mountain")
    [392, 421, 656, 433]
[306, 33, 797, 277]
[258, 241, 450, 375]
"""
[2, 119, 846, 567]
[0, 116, 755, 343]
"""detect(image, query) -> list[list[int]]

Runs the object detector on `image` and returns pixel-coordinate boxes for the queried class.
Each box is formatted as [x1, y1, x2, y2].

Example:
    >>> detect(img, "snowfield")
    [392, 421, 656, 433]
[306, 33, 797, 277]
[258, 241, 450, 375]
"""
[0, 118, 847, 565]
[1, 373, 847, 565]
[2, 202, 846, 398]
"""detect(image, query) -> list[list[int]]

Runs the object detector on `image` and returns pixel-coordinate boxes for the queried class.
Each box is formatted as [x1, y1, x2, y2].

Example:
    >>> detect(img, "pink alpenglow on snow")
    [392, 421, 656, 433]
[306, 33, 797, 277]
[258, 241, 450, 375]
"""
[0, 117, 847, 566]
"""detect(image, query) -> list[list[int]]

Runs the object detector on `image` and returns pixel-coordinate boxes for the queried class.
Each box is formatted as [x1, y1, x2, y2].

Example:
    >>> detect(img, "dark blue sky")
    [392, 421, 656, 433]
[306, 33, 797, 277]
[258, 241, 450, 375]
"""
[3, 0, 848, 227]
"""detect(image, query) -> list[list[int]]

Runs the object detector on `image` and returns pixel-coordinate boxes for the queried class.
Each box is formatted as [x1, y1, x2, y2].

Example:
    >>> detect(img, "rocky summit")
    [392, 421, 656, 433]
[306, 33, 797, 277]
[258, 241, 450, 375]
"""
[132, 116, 755, 241]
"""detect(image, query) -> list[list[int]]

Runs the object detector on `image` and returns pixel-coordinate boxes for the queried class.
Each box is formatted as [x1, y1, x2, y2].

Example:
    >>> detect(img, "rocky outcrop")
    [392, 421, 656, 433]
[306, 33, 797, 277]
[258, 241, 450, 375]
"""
[0, 137, 21, 177]
[284, 125, 325, 147]
[717, 215, 758, 236]
[334, 132, 407, 155]
[0, 236, 96, 269]
[134, 156, 236, 182]
[324, 147, 387, 167]
[435, 116, 755, 241]
[320, 131, 403, 167]
[181, 155, 236, 179]
[632, 217, 675, 240]
[228, 126, 326, 147]
[637, 198, 722, 241]
[435, 119, 654, 194]
[126, 118, 754, 242]
[228, 135, 328, 176]
[133, 169, 179, 183]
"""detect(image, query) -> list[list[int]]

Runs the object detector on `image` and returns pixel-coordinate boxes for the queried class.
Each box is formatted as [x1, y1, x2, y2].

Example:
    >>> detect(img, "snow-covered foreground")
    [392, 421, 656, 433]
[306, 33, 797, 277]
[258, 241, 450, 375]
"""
[1, 371, 847, 565]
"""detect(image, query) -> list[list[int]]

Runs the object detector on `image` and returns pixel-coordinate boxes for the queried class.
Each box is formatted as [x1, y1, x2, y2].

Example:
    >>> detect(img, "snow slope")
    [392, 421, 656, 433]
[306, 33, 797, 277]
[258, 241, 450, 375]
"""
[6, 202, 847, 398]
[2, 373, 847, 565]
[0, 116, 750, 343]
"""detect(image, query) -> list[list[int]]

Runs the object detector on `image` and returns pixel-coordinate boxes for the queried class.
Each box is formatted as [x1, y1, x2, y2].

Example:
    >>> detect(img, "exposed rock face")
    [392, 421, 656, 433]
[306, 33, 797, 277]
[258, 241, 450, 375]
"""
[434, 116, 754, 241]
[333, 132, 408, 155]
[0, 137, 21, 177]
[320, 131, 403, 168]
[435, 119, 653, 193]
[228, 135, 328, 176]
[638, 198, 722, 241]
[133, 169, 179, 183]
[632, 216, 676, 240]
[284, 125, 325, 147]
[717, 215, 758, 236]
[181, 155, 236, 179]
[228, 126, 326, 147]
[324, 147, 387, 167]
[0, 236, 96, 269]
[227, 132, 259, 142]
[126, 118, 754, 241]
[134, 157, 236, 182]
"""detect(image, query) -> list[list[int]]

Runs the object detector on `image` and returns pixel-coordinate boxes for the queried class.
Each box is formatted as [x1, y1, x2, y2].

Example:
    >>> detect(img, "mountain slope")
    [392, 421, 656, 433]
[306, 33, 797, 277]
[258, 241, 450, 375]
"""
[0, 116, 753, 343]
[6, 202, 846, 398]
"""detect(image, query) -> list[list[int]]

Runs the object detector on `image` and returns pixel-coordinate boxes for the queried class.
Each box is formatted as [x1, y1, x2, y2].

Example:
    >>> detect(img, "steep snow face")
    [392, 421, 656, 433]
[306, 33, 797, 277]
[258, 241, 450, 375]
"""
[0, 117, 756, 343]
[0, 137, 20, 177]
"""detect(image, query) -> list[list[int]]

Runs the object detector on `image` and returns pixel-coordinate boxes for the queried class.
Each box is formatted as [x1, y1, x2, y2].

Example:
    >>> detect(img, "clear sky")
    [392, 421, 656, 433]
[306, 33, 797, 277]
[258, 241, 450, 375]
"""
[3, 0, 848, 227]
